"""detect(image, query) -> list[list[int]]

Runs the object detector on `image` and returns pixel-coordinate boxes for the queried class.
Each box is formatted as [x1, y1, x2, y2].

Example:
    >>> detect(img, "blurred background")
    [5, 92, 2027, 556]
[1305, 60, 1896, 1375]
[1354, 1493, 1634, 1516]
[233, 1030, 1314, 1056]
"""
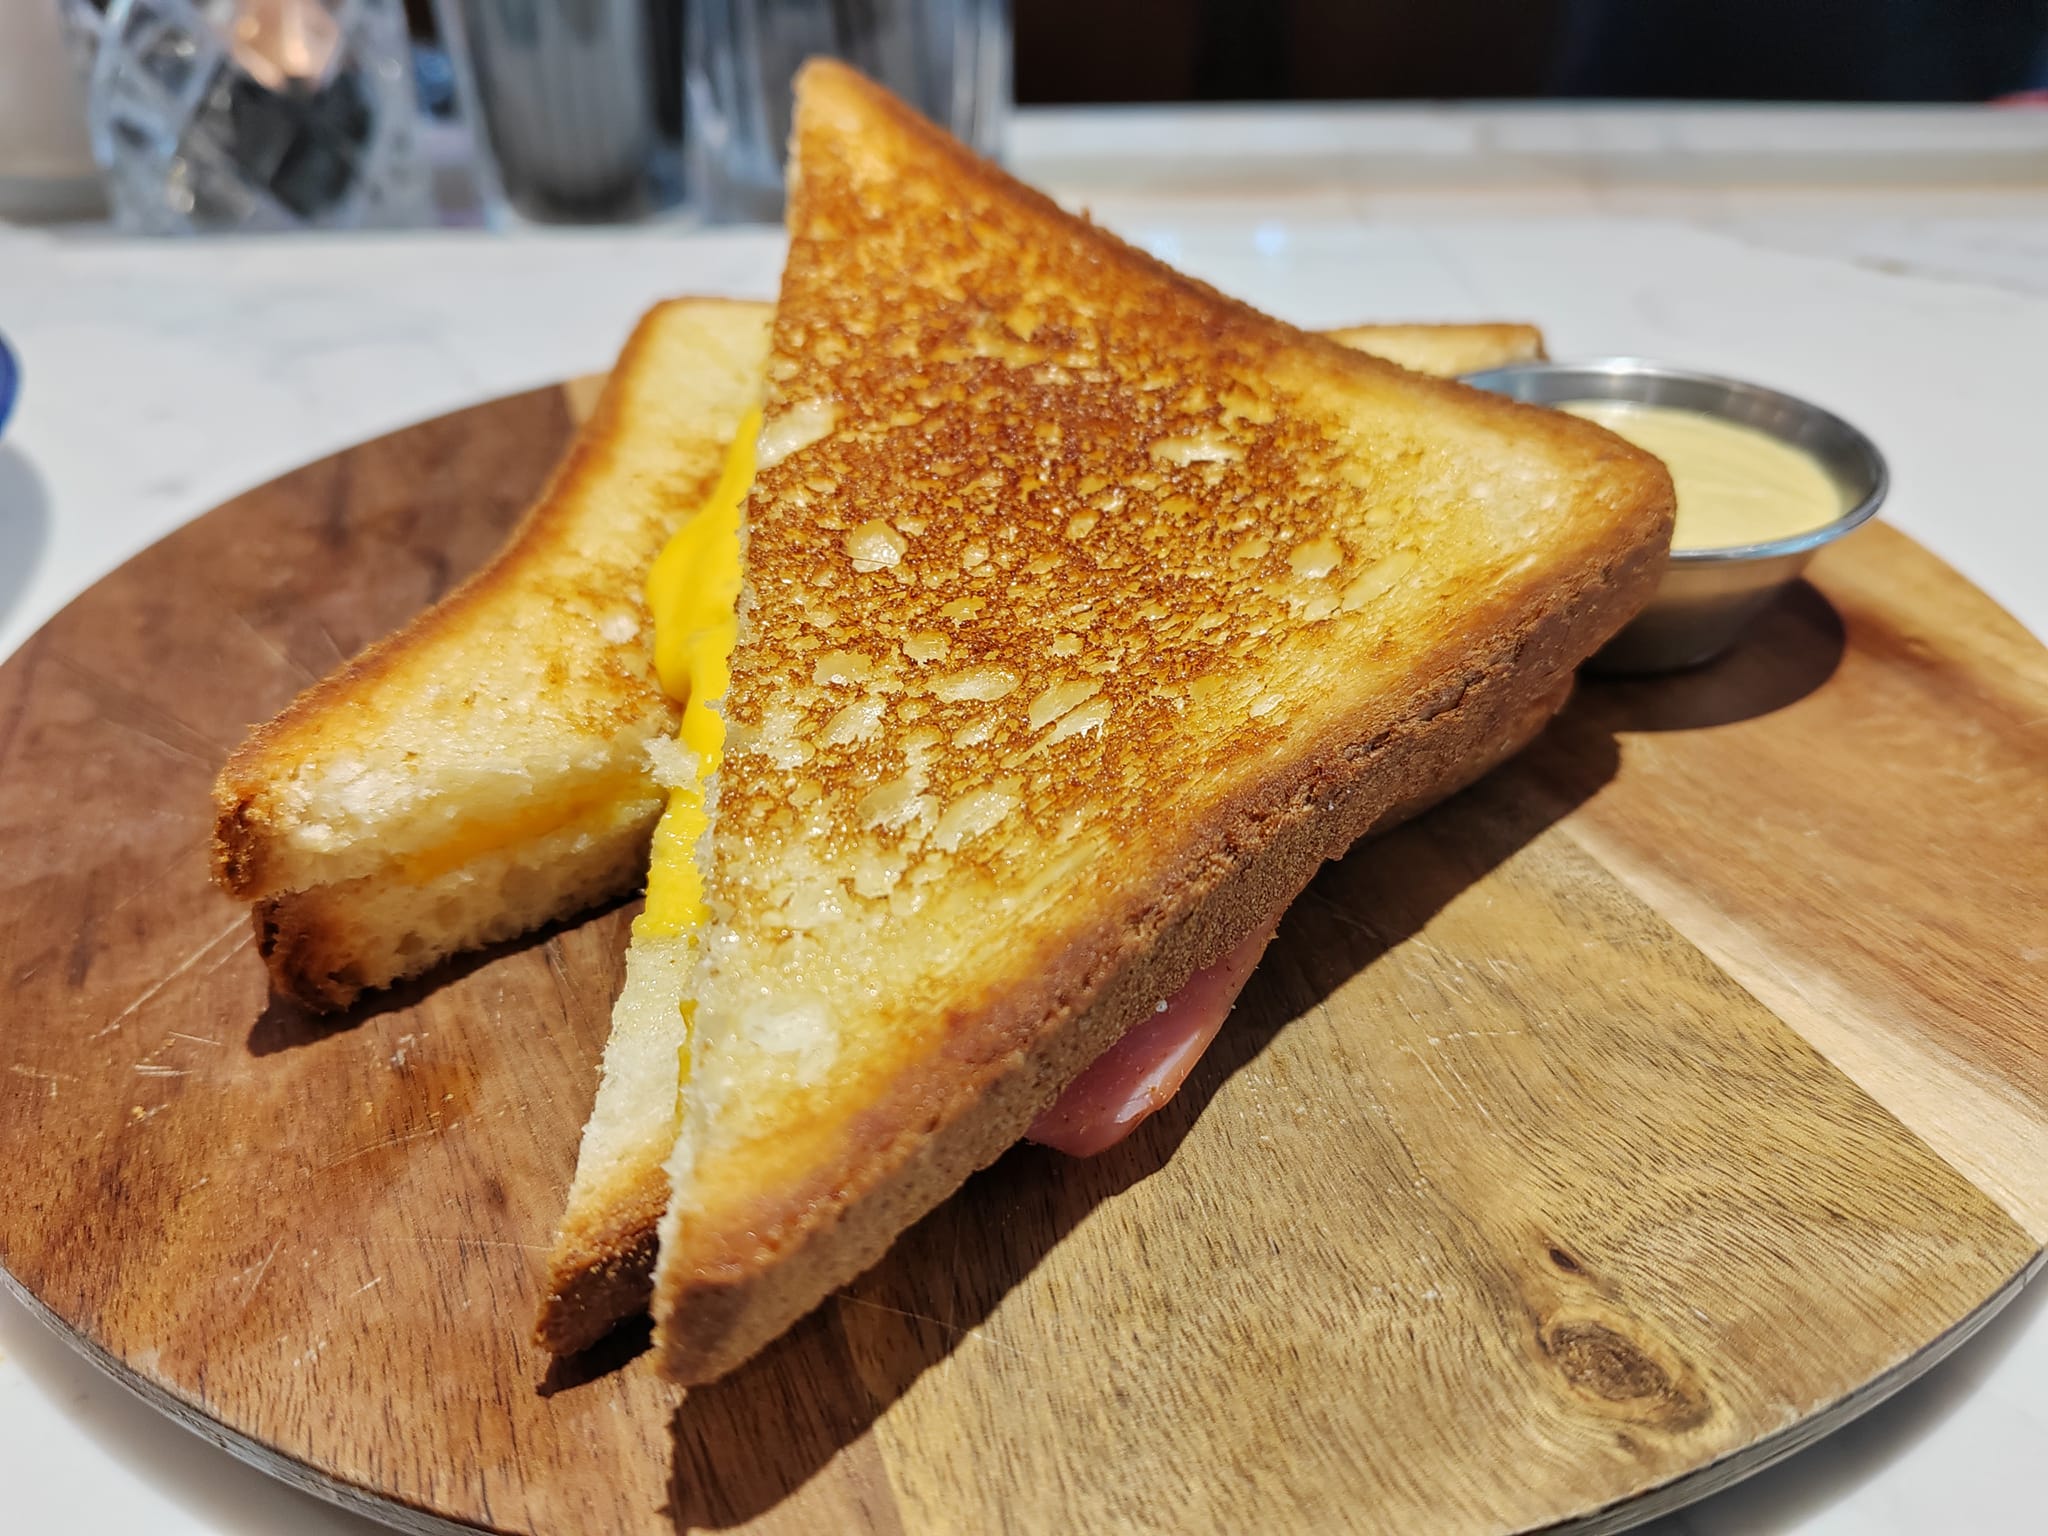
[1016, 0, 2048, 103]
[4, 0, 2045, 232]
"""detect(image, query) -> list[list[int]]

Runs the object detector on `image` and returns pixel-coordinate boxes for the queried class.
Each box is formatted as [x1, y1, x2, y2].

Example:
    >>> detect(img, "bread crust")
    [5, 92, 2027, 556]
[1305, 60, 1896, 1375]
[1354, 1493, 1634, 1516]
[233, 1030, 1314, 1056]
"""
[1321, 322, 1546, 377]
[537, 1159, 673, 1356]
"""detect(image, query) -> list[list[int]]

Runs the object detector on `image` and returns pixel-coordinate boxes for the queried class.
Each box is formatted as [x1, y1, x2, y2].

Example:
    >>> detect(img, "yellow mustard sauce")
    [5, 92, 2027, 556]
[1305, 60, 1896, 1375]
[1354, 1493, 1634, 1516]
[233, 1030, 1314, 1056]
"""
[635, 408, 760, 941]
[1561, 400, 1841, 551]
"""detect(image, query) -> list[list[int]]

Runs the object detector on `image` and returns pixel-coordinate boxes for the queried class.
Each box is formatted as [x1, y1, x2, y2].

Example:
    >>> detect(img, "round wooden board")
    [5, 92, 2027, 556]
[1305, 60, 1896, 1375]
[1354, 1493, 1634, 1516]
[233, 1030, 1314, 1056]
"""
[3, 387, 2046, 1536]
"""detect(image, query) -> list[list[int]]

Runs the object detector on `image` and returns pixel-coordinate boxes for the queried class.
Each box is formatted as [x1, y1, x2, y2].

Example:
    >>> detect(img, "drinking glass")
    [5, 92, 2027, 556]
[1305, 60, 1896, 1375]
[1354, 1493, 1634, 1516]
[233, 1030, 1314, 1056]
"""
[686, 0, 1010, 223]
[432, 0, 684, 225]
[72, 0, 432, 234]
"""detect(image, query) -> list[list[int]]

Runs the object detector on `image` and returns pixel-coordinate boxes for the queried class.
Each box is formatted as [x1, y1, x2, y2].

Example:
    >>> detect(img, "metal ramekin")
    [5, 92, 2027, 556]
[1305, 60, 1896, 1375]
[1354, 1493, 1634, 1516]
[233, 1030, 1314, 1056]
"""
[1461, 359, 1889, 674]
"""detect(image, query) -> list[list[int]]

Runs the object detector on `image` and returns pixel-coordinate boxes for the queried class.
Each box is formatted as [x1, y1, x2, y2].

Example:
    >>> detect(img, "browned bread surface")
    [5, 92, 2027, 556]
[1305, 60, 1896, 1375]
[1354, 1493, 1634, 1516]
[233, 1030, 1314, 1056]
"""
[532, 317, 1550, 1352]
[649, 61, 1673, 1382]
[207, 298, 772, 1008]
[207, 299, 1526, 1014]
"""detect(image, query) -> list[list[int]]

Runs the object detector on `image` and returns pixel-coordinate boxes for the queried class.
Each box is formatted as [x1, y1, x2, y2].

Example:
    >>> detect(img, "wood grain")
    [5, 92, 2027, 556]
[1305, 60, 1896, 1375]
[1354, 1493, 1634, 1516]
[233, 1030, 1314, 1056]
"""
[1540, 536, 2048, 1239]
[1, 389, 2043, 1536]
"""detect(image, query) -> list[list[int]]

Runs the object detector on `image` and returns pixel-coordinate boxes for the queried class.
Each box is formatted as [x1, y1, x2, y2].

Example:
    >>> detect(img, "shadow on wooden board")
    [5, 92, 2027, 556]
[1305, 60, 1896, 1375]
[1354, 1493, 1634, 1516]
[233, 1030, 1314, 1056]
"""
[659, 586, 1849, 1532]
[1577, 580, 1847, 733]
[245, 904, 631, 1057]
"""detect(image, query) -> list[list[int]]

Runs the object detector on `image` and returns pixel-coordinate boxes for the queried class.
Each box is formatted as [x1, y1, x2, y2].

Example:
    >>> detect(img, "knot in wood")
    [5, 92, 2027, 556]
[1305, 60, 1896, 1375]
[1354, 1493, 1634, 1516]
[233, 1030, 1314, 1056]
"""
[1540, 1317, 1711, 1431]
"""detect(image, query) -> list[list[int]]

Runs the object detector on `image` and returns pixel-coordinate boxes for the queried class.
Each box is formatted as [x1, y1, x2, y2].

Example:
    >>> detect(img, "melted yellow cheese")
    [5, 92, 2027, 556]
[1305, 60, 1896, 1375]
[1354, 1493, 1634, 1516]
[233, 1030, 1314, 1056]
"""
[636, 410, 760, 941]
[394, 771, 649, 886]
[1560, 400, 1841, 551]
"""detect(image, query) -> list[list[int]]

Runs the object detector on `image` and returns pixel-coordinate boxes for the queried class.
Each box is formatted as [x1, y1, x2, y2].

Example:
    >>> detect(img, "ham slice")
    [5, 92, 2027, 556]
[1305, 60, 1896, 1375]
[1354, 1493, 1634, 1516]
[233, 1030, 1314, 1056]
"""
[1027, 919, 1281, 1157]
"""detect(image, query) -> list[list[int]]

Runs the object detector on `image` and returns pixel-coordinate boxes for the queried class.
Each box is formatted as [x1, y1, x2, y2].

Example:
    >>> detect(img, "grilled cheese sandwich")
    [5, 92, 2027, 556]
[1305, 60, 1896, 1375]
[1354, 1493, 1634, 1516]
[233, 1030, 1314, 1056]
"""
[213, 308, 1543, 1014]
[211, 299, 772, 1010]
[202, 105, 1616, 1371]
[637, 61, 1671, 1383]
[535, 322, 1567, 1356]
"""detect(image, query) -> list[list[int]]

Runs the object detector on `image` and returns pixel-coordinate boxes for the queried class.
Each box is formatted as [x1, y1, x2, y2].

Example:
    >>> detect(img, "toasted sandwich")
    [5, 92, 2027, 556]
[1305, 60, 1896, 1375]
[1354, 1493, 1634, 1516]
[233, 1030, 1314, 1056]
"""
[210, 300, 771, 1009]
[613, 61, 1673, 1384]
[532, 313, 1556, 1352]
[211, 305, 1544, 1012]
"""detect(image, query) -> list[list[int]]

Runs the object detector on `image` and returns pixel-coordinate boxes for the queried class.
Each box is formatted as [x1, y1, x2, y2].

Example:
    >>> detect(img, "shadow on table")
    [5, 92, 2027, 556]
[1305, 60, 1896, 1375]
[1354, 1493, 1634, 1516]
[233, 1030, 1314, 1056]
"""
[246, 903, 635, 1056]
[1636, 1263, 2048, 1535]
[0, 443, 52, 641]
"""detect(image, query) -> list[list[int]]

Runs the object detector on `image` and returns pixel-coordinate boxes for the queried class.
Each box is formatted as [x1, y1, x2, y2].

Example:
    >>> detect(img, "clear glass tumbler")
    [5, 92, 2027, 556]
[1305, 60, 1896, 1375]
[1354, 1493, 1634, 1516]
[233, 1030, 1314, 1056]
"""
[433, 0, 684, 225]
[76, 0, 431, 234]
[686, 0, 1010, 223]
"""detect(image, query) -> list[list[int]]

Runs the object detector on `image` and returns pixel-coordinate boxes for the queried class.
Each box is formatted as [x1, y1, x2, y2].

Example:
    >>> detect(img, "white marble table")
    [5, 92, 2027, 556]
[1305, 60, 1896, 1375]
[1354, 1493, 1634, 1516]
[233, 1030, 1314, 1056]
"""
[2, 104, 2045, 1534]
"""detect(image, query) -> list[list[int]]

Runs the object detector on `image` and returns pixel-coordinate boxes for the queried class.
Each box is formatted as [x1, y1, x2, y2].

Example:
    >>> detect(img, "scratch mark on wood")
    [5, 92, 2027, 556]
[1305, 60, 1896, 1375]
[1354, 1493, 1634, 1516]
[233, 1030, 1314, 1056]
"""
[105, 839, 211, 919]
[834, 1291, 1021, 1355]
[1397, 1043, 1462, 1112]
[9, 1064, 72, 1100]
[387, 1235, 546, 1255]
[100, 713, 216, 769]
[1301, 887, 1384, 942]
[315, 1119, 456, 1173]
[222, 605, 318, 687]
[309, 613, 349, 667]
[235, 1238, 283, 1317]
[92, 917, 250, 1039]
[46, 649, 236, 760]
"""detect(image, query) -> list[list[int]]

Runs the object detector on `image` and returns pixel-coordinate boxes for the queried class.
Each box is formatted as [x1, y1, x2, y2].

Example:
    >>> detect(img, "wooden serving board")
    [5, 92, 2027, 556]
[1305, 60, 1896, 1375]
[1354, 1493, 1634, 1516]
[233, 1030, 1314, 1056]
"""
[3, 384, 2046, 1536]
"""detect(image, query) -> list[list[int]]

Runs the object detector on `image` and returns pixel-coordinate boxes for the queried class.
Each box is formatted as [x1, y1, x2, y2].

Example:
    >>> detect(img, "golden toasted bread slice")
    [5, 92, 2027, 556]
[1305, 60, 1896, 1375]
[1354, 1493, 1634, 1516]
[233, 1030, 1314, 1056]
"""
[646, 61, 1674, 1383]
[210, 299, 772, 1009]
[1326, 321, 1545, 377]
[531, 314, 1552, 1353]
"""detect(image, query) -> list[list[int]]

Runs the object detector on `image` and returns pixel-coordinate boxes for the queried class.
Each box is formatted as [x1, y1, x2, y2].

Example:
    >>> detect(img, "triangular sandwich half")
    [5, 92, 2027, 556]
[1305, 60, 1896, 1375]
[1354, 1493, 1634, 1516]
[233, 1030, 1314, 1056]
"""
[641, 61, 1674, 1383]
[211, 300, 770, 1009]
[536, 318, 1557, 1351]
